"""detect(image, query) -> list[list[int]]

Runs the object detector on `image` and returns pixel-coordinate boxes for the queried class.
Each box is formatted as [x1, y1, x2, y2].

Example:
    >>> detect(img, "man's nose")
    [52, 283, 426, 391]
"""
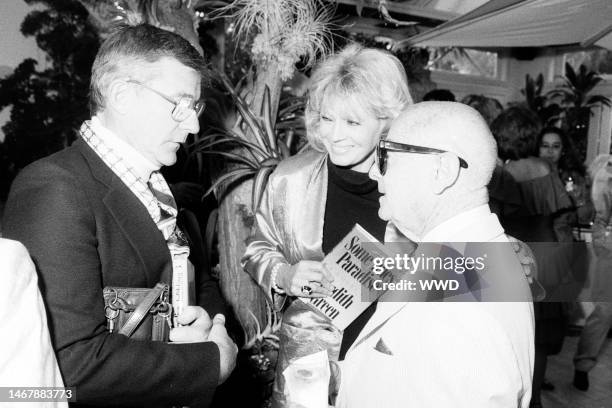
[180, 111, 200, 134]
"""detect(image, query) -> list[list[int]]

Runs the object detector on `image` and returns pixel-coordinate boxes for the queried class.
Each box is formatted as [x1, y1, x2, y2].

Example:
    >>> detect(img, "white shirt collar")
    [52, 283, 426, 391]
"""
[421, 204, 506, 243]
[89, 116, 158, 181]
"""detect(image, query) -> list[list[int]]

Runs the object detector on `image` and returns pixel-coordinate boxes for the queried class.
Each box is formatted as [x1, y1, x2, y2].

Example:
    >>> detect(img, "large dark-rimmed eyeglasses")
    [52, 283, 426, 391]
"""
[375, 140, 469, 175]
[127, 79, 205, 122]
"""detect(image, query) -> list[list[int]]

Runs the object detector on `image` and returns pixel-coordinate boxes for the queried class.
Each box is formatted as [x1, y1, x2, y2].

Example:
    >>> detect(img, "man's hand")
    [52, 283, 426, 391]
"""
[277, 261, 334, 298]
[508, 235, 548, 301]
[207, 314, 238, 385]
[169, 306, 212, 343]
[507, 235, 536, 283]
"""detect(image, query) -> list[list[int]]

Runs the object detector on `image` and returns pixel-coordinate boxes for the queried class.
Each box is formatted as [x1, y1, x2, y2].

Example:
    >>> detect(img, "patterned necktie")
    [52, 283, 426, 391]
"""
[147, 171, 178, 240]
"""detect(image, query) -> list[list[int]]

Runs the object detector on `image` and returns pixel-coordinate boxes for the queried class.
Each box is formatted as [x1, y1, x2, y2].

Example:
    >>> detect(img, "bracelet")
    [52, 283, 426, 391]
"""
[270, 262, 287, 294]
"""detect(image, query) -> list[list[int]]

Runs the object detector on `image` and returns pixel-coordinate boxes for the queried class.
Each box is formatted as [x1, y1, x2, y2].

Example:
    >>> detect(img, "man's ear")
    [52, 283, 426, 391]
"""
[432, 152, 460, 194]
[106, 78, 131, 115]
[378, 117, 392, 139]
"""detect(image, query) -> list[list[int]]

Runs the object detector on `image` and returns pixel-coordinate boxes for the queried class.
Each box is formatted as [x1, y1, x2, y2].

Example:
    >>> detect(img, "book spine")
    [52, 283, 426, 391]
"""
[169, 243, 190, 327]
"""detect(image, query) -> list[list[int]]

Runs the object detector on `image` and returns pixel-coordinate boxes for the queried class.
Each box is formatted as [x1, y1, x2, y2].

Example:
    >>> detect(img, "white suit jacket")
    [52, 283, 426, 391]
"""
[0, 238, 67, 407]
[336, 206, 535, 408]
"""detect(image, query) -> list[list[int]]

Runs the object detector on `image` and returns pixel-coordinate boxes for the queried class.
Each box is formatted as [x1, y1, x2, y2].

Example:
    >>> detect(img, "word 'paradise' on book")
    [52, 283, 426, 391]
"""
[308, 224, 394, 329]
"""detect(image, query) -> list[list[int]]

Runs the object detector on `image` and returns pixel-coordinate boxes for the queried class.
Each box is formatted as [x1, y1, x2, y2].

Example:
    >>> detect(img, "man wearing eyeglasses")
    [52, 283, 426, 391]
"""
[3, 24, 236, 407]
[336, 102, 535, 408]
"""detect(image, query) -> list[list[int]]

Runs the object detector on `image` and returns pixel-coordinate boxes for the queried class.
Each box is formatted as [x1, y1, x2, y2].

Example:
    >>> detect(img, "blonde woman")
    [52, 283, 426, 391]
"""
[242, 44, 412, 406]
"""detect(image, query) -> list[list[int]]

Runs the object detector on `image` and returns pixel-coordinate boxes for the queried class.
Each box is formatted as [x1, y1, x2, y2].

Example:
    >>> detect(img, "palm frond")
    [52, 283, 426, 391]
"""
[198, 150, 259, 169]
[220, 74, 273, 152]
[565, 62, 577, 87]
[261, 86, 278, 155]
[204, 167, 255, 198]
[193, 132, 269, 159]
[252, 166, 275, 211]
[586, 95, 612, 107]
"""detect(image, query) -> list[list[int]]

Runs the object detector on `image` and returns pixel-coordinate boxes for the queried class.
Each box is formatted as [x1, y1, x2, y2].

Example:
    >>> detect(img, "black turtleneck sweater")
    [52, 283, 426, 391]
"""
[322, 158, 386, 359]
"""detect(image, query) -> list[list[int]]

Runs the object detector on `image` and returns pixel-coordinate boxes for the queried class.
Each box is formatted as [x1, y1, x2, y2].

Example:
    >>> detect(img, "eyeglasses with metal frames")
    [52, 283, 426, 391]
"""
[126, 79, 205, 122]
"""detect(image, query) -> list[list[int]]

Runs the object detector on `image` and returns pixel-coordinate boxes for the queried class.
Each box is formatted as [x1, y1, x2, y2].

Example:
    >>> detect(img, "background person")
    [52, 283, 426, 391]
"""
[537, 126, 593, 242]
[491, 107, 573, 408]
[241, 43, 413, 407]
[572, 154, 612, 391]
[0, 238, 67, 408]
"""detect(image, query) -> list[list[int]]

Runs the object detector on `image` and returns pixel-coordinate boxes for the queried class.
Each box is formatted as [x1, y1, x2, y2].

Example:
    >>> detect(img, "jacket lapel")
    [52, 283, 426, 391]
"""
[348, 302, 407, 355]
[77, 139, 171, 285]
[289, 152, 327, 262]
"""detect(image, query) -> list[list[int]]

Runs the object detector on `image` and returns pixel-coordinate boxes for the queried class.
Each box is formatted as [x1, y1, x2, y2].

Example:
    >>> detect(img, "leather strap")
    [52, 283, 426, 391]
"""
[118, 283, 167, 338]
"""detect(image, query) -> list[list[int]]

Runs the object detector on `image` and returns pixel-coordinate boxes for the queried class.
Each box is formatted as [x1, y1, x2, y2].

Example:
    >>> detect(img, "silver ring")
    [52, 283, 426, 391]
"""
[301, 285, 313, 296]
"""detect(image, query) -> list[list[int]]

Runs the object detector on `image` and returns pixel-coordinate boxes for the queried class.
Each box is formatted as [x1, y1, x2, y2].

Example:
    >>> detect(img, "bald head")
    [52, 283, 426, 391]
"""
[370, 102, 498, 240]
[388, 101, 498, 189]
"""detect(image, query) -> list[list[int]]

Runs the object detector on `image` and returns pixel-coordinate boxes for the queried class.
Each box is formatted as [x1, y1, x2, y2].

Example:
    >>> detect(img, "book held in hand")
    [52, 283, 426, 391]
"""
[306, 224, 394, 330]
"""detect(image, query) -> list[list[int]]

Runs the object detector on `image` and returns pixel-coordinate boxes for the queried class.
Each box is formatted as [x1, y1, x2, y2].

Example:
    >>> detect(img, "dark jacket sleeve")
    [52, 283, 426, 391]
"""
[3, 161, 220, 407]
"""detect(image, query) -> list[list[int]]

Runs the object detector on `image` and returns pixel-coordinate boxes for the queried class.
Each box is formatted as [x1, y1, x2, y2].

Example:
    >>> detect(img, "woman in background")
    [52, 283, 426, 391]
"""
[538, 126, 593, 242]
[242, 44, 413, 407]
[491, 107, 573, 408]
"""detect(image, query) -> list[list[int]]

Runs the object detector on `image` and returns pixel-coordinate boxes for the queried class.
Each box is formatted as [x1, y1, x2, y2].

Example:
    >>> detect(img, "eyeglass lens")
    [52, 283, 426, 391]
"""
[171, 98, 205, 122]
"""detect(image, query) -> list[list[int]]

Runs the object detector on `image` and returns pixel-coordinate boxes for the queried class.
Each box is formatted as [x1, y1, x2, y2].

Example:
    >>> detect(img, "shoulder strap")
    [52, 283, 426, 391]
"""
[118, 283, 167, 338]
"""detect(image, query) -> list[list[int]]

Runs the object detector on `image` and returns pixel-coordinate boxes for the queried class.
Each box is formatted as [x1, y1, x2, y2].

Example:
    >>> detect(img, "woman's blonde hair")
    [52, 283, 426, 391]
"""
[305, 44, 413, 151]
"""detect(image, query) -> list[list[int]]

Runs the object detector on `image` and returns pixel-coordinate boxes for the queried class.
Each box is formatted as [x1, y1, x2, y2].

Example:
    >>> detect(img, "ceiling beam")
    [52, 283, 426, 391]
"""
[328, 0, 459, 22]
[339, 16, 420, 40]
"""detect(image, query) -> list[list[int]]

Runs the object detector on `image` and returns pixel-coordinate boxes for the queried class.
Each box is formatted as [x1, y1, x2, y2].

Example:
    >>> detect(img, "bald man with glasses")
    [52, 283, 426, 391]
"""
[335, 102, 535, 408]
[3, 24, 236, 407]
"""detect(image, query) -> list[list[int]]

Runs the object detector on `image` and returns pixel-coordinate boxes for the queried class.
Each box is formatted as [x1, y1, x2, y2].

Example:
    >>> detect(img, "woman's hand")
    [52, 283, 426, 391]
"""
[277, 260, 335, 298]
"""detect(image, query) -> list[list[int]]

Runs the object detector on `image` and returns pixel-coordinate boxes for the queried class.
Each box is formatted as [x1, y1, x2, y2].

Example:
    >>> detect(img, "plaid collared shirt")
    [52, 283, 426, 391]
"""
[80, 121, 178, 240]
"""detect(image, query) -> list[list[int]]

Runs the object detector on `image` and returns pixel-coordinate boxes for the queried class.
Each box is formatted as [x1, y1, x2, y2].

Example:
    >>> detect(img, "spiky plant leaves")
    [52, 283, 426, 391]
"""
[221, 77, 269, 150]
[251, 166, 275, 212]
[586, 95, 612, 108]
[199, 150, 259, 169]
[278, 99, 306, 118]
[193, 132, 268, 161]
[536, 73, 544, 95]
[222, 0, 333, 80]
[204, 167, 255, 198]
[556, 63, 608, 108]
[262, 86, 278, 154]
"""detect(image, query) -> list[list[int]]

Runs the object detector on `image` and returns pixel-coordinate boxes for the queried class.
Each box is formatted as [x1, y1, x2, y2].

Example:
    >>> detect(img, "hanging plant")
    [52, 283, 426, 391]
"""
[222, 0, 333, 81]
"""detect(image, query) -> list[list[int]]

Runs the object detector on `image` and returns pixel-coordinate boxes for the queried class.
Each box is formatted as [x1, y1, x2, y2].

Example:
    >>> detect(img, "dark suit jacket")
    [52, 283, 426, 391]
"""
[4, 138, 225, 407]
